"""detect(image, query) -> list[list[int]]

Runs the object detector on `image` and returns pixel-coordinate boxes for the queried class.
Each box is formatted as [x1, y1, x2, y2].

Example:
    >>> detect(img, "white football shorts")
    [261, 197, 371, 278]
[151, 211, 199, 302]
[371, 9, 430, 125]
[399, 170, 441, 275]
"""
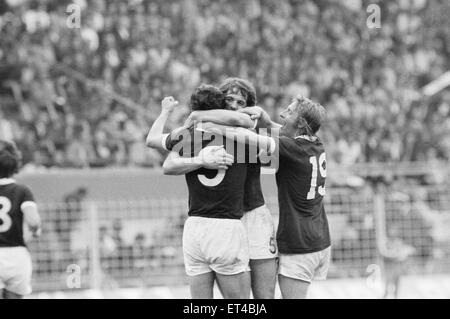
[183, 216, 250, 276]
[0, 246, 33, 295]
[241, 205, 278, 260]
[279, 246, 331, 283]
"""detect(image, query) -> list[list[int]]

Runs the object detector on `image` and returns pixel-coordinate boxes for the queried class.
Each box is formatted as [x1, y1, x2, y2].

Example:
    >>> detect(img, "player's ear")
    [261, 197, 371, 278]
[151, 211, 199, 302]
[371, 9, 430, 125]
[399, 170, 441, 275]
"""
[297, 116, 312, 136]
[296, 116, 306, 131]
[15, 149, 22, 173]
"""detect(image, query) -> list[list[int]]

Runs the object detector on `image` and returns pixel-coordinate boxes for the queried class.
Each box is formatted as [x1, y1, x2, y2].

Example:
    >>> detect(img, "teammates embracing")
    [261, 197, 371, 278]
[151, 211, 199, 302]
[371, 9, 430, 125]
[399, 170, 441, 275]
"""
[145, 78, 330, 299]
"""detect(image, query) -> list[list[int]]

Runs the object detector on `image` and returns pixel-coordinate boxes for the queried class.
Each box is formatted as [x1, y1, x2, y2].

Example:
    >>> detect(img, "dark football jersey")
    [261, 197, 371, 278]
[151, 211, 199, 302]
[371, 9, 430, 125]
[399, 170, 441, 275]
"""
[274, 136, 331, 254]
[243, 163, 265, 212]
[0, 179, 35, 247]
[242, 119, 267, 212]
[164, 126, 248, 219]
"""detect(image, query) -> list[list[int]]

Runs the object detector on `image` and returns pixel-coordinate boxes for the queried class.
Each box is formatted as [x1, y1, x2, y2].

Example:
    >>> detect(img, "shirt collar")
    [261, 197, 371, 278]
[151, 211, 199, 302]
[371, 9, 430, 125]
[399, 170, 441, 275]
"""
[0, 178, 16, 185]
[295, 135, 318, 142]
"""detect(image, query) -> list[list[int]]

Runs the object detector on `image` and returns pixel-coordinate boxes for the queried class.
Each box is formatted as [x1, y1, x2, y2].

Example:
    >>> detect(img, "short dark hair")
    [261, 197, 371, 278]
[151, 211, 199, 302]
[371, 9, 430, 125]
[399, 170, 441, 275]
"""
[295, 96, 326, 135]
[189, 84, 226, 111]
[219, 78, 257, 107]
[0, 140, 22, 178]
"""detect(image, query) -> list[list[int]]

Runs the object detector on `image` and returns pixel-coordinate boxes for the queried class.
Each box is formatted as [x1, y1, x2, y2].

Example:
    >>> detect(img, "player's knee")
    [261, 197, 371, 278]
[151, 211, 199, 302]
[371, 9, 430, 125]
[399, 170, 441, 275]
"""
[279, 275, 310, 299]
[252, 286, 275, 299]
[228, 289, 250, 299]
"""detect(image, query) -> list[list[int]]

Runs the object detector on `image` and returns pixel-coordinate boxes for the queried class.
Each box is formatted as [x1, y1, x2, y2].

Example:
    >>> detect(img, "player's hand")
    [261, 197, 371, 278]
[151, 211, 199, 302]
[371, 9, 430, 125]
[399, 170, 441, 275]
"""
[183, 111, 197, 127]
[197, 145, 234, 170]
[238, 106, 264, 120]
[239, 106, 272, 127]
[161, 96, 179, 114]
[30, 226, 41, 239]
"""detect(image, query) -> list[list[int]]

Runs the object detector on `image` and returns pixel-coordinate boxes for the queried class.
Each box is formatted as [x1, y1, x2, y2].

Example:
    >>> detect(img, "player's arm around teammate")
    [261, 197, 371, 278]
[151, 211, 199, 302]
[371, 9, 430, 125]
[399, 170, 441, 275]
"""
[201, 123, 276, 156]
[163, 146, 233, 175]
[239, 106, 282, 129]
[145, 96, 234, 175]
[185, 109, 256, 129]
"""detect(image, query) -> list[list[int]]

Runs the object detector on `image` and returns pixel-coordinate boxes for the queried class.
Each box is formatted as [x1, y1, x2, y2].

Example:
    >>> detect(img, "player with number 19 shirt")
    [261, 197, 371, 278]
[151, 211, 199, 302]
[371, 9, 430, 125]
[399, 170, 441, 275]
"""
[219, 96, 331, 298]
[275, 135, 330, 255]
[269, 96, 330, 299]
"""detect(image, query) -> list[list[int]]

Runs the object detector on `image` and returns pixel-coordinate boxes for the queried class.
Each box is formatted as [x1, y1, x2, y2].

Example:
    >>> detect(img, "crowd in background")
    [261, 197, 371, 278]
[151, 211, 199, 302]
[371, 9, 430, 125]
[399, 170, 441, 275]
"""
[0, 0, 449, 169]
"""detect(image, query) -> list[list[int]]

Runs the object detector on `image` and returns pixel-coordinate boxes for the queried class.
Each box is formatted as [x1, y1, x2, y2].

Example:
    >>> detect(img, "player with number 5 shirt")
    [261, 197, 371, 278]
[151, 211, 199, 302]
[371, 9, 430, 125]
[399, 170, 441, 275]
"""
[145, 85, 274, 299]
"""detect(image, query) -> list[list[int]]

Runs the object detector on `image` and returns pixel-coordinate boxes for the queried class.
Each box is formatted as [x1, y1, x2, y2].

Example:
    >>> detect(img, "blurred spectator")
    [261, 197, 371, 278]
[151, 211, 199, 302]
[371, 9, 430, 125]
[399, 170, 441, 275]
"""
[131, 232, 148, 270]
[111, 219, 132, 271]
[0, 109, 15, 141]
[380, 233, 415, 299]
[99, 225, 117, 271]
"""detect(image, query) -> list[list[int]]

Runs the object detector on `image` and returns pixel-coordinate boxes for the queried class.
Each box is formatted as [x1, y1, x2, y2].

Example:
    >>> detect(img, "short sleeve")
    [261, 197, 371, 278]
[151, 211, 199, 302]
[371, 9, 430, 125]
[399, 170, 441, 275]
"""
[161, 134, 170, 151]
[164, 126, 194, 153]
[20, 185, 36, 211]
[258, 136, 295, 171]
[21, 185, 35, 202]
[164, 129, 186, 152]
[274, 136, 298, 162]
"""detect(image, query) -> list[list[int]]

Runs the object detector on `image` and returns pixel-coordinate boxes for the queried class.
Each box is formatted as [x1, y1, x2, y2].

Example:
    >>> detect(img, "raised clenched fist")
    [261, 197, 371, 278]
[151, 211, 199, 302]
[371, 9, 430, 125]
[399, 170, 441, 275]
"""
[161, 96, 179, 113]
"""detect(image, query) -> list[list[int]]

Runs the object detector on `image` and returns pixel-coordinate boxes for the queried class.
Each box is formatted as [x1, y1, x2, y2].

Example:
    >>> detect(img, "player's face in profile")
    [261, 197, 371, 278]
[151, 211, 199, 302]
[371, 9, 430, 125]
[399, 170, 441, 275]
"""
[225, 92, 247, 111]
[279, 100, 299, 137]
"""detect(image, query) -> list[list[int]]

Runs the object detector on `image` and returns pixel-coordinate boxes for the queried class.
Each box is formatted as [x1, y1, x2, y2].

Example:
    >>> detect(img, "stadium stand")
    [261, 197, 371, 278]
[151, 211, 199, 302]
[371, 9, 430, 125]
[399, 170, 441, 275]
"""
[0, 0, 449, 168]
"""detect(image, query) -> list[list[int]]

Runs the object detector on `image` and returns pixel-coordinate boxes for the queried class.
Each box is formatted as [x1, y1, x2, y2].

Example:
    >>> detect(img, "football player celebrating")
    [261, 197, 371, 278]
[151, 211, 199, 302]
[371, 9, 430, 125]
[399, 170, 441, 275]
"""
[147, 86, 249, 298]
[0, 140, 41, 299]
[145, 85, 274, 299]
[184, 78, 278, 299]
[204, 96, 330, 299]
